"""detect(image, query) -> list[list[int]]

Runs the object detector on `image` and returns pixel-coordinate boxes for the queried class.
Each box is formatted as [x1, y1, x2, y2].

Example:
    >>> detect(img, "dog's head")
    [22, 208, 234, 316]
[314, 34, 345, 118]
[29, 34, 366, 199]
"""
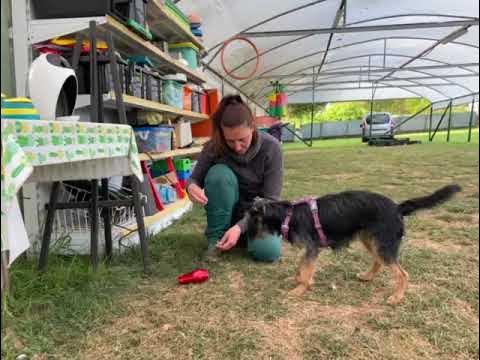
[243, 197, 291, 239]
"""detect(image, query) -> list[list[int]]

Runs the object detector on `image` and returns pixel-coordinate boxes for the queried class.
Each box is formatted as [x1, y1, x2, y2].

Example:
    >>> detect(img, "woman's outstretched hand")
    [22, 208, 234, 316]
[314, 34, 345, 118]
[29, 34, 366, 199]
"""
[216, 225, 242, 251]
[187, 183, 208, 205]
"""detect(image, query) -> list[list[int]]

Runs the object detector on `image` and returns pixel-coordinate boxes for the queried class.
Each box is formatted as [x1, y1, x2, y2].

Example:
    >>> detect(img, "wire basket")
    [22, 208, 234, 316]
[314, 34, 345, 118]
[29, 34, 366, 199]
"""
[49, 182, 139, 235]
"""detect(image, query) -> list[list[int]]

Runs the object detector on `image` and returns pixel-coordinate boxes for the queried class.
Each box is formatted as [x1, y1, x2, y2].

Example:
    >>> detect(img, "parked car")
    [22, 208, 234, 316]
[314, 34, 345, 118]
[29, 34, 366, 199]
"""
[360, 112, 396, 142]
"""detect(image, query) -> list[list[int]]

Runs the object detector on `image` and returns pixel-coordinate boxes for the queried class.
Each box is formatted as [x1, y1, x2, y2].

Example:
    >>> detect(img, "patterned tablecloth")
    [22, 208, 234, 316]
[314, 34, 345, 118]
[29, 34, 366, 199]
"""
[1, 119, 144, 260]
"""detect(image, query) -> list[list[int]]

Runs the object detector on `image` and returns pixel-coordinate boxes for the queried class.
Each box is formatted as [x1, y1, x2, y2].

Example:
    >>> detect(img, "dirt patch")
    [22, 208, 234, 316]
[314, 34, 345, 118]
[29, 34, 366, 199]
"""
[382, 329, 437, 360]
[228, 271, 246, 295]
[247, 318, 303, 360]
[409, 237, 465, 253]
[451, 299, 480, 328]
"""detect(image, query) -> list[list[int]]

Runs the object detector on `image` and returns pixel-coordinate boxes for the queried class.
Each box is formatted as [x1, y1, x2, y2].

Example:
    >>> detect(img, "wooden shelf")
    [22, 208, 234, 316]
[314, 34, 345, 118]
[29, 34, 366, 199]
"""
[103, 16, 206, 84]
[120, 197, 192, 235]
[76, 93, 209, 122]
[139, 146, 203, 162]
[29, 15, 207, 85]
[147, 0, 205, 51]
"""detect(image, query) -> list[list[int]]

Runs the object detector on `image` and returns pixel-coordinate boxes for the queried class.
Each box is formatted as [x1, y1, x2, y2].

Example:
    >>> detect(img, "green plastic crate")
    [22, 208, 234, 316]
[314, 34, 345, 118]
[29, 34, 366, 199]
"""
[165, 0, 190, 24]
[174, 158, 192, 171]
[152, 160, 169, 176]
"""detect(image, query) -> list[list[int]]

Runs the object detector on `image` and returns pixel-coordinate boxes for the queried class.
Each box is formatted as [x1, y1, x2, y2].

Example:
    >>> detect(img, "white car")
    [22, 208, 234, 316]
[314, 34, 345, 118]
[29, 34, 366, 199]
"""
[360, 112, 396, 142]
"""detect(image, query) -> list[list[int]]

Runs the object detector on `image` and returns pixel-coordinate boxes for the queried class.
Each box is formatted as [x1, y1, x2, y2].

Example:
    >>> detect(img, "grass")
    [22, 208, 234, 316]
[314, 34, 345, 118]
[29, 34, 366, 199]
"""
[2, 131, 479, 360]
[283, 128, 479, 151]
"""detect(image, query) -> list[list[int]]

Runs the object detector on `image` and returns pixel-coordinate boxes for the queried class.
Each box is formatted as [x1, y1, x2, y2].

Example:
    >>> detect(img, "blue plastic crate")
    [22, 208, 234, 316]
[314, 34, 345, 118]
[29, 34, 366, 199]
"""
[176, 169, 192, 181]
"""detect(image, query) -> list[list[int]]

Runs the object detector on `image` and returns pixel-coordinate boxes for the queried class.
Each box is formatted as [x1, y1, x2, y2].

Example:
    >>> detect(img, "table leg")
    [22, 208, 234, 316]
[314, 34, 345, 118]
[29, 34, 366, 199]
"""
[90, 180, 99, 270]
[1, 251, 10, 295]
[101, 179, 113, 262]
[38, 182, 61, 272]
[131, 176, 151, 274]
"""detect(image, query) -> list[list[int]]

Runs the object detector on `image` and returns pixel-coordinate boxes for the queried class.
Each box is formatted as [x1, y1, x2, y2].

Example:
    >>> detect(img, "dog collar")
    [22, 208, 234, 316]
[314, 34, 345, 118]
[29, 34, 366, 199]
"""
[281, 197, 328, 247]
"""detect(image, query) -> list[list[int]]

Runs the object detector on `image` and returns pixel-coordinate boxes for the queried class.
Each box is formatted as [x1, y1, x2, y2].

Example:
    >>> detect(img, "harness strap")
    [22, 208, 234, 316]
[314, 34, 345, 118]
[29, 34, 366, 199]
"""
[281, 197, 328, 248]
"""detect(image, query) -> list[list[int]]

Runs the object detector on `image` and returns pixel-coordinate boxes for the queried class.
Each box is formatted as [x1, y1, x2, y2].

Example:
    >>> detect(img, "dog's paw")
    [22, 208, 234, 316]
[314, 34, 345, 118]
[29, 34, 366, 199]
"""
[288, 285, 308, 297]
[285, 276, 298, 284]
[357, 272, 375, 282]
[386, 294, 403, 306]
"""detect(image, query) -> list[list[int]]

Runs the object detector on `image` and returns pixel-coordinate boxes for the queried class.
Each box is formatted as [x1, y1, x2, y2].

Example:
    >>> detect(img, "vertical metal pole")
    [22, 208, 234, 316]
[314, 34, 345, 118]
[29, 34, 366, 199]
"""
[71, 33, 84, 72]
[90, 180, 99, 270]
[369, 85, 375, 140]
[447, 101, 453, 142]
[89, 21, 99, 124]
[310, 67, 315, 147]
[106, 31, 128, 124]
[428, 105, 433, 142]
[468, 97, 476, 143]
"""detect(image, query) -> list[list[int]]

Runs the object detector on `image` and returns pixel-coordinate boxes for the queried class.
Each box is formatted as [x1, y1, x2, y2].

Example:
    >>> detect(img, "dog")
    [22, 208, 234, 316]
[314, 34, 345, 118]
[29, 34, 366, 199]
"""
[243, 184, 462, 305]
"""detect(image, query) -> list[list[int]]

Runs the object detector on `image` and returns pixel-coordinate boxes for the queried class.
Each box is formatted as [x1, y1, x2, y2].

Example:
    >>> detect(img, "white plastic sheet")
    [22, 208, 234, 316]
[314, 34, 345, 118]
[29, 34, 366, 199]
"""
[179, 0, 479, 104]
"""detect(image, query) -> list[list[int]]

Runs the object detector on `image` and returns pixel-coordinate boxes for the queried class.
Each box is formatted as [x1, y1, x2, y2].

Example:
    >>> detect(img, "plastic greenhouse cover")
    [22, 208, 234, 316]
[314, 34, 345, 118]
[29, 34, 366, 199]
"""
[178, 0, 479, 105]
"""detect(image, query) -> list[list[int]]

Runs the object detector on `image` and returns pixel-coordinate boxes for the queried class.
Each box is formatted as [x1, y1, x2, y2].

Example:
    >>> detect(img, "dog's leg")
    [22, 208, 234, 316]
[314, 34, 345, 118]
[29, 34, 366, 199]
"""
[289, 246, 318, 297]
[387, 262, 409, 305]
[358, 236, 383, 282]
[358, 261, 382, 282]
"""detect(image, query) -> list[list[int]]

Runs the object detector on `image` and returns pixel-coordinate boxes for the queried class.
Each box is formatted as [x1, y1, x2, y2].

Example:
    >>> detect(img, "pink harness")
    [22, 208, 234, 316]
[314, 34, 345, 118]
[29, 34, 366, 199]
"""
[281, 197, 329, 247]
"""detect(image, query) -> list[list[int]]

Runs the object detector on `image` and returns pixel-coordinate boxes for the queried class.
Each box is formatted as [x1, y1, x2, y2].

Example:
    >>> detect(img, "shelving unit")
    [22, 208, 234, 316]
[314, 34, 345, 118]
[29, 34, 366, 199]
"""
[29, 15, 207, 84]
[147, 0, 205, 52]
[11, 0, 212, 255]
[139, 146, 203, 162]
[76, 93, 209, 122]
[120, 197, 192, 236]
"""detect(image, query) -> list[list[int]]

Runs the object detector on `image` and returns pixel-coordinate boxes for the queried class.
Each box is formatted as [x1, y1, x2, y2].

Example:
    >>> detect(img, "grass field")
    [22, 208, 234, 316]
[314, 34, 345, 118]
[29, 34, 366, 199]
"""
[2, 130, 479, 360]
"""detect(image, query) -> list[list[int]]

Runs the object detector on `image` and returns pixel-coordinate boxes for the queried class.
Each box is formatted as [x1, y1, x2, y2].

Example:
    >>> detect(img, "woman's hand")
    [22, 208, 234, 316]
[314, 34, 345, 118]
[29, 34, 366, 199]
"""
[187, 183, 208, 205]
[216, 225, 242, 251]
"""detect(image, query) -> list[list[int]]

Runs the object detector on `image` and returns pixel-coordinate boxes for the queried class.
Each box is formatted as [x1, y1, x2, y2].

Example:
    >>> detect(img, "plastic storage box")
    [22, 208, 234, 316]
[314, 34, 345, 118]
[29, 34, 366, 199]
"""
[32, 0, 148, 24]
[183, 86, 193, 111]
[163, 80, 184, 109]
[165, 0, 191, 32]
[176, 169, 192, 181]
[174, 121, 193, 148]
[169, 42, 199, 70]
[134, 126, 174, 153]
[174, 159, 192, 171]
[126, 63, 146, 99]
[151, 160, 169, 177]
[146, 72, 162, 102]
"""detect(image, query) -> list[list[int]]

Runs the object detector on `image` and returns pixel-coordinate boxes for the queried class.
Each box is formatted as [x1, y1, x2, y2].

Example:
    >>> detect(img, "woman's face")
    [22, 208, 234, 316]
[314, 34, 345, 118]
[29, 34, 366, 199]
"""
[222, 125, 254, 155]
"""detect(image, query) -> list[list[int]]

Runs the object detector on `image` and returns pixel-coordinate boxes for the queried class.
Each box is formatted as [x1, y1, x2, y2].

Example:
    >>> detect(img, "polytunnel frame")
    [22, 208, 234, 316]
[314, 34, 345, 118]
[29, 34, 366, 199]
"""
[191, 2, 479, 146]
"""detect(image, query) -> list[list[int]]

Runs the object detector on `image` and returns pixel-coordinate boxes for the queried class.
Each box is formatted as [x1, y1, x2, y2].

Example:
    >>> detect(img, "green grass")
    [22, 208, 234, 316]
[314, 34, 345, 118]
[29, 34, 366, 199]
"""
[283, 128, 479, 151]
[2, 134, 479, 360]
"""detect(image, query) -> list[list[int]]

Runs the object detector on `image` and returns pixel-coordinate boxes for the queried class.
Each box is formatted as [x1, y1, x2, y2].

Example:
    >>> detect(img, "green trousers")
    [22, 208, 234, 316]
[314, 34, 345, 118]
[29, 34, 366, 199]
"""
[204, 164, 282, 262]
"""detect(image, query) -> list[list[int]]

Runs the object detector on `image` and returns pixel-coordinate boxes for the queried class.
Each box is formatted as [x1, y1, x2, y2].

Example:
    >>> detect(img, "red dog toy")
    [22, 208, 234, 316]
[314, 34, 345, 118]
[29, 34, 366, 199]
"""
[178, 269, 209, 285]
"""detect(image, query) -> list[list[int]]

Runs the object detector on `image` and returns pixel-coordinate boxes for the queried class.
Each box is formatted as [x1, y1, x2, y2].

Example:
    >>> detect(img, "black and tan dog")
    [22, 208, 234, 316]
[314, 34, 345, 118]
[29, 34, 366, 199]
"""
[244, 185, 461, 305]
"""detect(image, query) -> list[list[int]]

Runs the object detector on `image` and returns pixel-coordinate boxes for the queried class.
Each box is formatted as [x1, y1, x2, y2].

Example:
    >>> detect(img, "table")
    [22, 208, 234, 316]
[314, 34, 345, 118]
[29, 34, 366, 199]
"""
[1, 119, 145, 269]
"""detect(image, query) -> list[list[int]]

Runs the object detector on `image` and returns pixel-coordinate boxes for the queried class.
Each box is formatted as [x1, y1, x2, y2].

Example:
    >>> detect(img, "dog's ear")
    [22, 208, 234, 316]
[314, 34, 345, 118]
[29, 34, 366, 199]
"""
[252, 197, 267, 216]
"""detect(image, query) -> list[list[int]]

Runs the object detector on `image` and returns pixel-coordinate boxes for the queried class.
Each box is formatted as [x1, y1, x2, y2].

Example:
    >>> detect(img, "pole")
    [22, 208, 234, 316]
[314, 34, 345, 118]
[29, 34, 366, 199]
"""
[428, 105, 433, 141]
[369, 85, 376, 141]
[468, 97, 476, 143]
[310, 67, 315, 147]
[430, 103, 451, 141]
[446, 101, 453, 142]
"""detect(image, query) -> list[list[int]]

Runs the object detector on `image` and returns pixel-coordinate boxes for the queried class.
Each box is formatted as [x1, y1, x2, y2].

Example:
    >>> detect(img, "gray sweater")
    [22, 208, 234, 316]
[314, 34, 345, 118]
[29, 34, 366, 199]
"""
[188, 132, 284, 232]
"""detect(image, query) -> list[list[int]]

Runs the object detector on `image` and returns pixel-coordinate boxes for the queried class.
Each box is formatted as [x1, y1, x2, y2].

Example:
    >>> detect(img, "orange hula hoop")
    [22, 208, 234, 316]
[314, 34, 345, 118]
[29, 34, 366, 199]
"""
[221, 37, 260, 80]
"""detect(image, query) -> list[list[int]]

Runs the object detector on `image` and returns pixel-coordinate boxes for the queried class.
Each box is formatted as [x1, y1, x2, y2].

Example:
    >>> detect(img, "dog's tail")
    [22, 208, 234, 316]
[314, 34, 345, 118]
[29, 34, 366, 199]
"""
[398, 184, 462, 216]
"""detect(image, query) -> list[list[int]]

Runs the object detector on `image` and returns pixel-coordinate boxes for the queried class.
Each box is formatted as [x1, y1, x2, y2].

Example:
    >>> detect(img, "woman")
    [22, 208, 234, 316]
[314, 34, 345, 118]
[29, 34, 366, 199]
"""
[187, 95, 284, 262]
